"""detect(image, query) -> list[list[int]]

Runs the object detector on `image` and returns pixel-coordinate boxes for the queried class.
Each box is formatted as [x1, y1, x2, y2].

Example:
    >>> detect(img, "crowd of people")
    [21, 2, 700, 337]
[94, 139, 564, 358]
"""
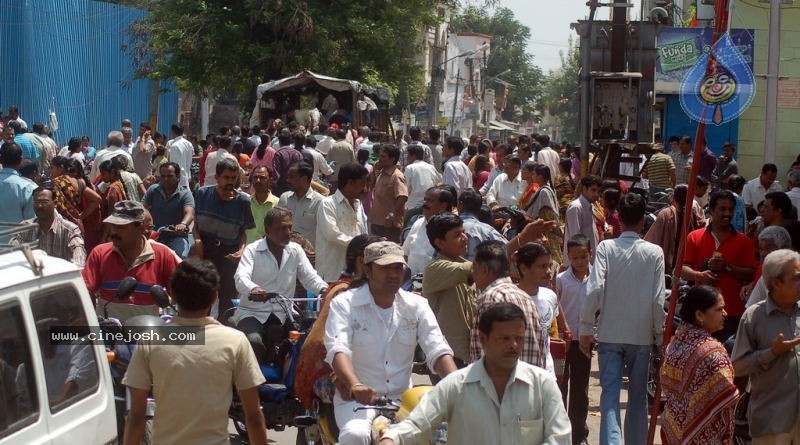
[3, 101, 800, 445]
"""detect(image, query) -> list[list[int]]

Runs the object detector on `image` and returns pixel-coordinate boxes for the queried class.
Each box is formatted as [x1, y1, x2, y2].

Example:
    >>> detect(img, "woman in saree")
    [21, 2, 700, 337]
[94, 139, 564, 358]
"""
[49, 156, 96, 232]
[64, 158, 103, 252]
[553, 158, 575, 220]
[521, 162, 563, 264]
[295, 234, 382, 410]
[661, 285, 739, 445]
[97, 158, 128, 240]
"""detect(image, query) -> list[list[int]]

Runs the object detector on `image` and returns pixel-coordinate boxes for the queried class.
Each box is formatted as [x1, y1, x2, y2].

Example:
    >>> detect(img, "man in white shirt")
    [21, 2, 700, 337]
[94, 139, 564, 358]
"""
[479, 144, 508, 195]
[442, 136, 472, 194]
[742, 163, 782, 208]
[325, 241, 457, 445]
[316, 163, 369, 282]
[302, 142, 333, 181]
[204, 137, 238, 187]
[579, 193, 665, 445]
[90, 131, 134, 181]
[121, 126, 136, 155]
[315, 124, 335, 156]
[486, 156, 526, 209]
[403, 144, 441, 221]
[563, 175, 603, 266]
[380, 303, 571, 445]
[786, 169, 800, 218]
[6, 105, 27, 130]
[278, 162, 324, 244]
[402, 185, 456, 275]
[233, 207, 327, 364]
[166, 123, 194, 189]
[535, 134, 562, 181]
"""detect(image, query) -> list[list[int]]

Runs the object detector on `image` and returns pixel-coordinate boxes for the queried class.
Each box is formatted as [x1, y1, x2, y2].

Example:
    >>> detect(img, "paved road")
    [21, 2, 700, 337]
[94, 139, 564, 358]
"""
[229, 356, 663, 444]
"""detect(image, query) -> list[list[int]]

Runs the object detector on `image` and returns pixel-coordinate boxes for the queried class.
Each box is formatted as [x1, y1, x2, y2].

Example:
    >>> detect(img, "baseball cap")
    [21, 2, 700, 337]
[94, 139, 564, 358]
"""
[103, 200, 145, 225]
[363, 241, 406, 266]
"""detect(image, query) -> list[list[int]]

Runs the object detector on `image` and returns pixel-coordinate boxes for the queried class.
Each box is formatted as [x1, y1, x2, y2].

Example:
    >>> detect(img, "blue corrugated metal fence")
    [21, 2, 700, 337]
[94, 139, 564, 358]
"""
[0, 0, 177, 147]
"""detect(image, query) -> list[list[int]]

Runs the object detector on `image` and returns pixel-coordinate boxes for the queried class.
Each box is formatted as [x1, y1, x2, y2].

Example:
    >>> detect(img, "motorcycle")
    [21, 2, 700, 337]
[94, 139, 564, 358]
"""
[294, 386, 442, 445]
[98, 277, 175, 445]
[223, 292, 319, 439]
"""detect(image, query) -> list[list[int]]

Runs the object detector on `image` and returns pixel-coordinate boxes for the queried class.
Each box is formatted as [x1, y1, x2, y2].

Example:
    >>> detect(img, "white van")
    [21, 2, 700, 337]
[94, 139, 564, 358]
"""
[0, 235, 117, 445]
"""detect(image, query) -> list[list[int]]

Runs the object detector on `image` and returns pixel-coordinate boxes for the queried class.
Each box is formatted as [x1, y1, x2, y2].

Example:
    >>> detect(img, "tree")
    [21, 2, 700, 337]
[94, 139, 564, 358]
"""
[450, 7, 545, 122]
[122, 0, 442, 105]
[542, 37, 581, 142]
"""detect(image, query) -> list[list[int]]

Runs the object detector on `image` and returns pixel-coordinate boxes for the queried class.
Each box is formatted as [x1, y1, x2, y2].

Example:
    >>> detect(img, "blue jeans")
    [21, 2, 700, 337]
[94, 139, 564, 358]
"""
[597, 343, 651, 445]
[159, 235, 190, 258]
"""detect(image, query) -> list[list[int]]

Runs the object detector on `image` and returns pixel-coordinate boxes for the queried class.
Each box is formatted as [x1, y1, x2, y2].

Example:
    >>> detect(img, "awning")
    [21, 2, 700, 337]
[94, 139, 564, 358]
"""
[489, 120, 515, 131]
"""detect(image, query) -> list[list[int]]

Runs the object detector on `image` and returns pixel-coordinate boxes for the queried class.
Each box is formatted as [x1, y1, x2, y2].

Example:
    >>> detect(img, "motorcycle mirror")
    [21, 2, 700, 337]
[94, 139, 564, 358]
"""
[149, 285, 170, 309]
[116, 277, 138, 301]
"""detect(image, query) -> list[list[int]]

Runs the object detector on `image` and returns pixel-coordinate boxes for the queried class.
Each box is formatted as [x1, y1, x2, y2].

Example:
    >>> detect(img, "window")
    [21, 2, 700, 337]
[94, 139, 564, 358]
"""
[0, 301, 39, 438]
[30, 285, 100, 413]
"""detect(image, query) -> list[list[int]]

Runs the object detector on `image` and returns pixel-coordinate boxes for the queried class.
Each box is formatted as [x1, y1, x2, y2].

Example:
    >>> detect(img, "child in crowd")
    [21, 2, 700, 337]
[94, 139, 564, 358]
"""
[555, 234, 593, 445]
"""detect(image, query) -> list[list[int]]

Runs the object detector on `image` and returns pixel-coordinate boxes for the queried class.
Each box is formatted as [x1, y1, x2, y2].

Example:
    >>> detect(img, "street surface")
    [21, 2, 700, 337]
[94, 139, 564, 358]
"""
[228, 355, 664, 444]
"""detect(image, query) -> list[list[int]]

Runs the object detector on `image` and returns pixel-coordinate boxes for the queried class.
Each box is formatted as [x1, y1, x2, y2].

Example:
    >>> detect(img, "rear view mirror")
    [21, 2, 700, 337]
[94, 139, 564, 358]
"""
[149, 285, 170, 309]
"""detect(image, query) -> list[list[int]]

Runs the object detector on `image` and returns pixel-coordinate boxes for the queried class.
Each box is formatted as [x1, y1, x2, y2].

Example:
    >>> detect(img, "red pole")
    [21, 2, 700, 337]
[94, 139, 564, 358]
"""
[646, 1, 730, 444]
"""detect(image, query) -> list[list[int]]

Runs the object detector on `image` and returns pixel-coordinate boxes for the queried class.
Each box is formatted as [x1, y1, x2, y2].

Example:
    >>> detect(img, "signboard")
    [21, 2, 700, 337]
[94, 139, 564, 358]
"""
[679, 33, 756, 125]
[656, 28, 754, 94]
[659, 37, 700, 72]
[778, 79, 800, 109]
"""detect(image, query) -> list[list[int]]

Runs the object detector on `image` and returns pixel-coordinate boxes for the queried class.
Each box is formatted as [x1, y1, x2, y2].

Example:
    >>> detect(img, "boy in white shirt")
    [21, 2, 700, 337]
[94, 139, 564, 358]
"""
[555, 234, 592, 445]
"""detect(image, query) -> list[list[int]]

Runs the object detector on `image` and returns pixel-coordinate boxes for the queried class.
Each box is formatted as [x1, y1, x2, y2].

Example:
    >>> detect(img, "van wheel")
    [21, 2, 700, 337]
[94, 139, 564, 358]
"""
[141, 417, 153, 445]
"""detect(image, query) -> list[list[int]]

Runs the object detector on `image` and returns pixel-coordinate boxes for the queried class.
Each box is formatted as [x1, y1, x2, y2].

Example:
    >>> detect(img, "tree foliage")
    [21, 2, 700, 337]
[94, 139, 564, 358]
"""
[450, 7, 544, 122]
[542, 37, 581, 142]
[122, 0, 442, 105]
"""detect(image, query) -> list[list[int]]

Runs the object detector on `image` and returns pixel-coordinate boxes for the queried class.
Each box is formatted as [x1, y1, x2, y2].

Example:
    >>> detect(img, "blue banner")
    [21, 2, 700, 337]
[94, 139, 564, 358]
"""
[679, 33, 756, 125]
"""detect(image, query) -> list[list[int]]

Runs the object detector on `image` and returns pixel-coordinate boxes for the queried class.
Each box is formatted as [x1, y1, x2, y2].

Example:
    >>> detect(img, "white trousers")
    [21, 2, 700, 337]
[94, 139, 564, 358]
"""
[333, 393, 378, 445]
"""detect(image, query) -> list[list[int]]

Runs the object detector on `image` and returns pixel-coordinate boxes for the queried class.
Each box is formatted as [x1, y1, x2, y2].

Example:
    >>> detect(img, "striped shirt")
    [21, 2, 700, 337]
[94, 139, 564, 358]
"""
[194, 186, 255, 247]
[643, 152, 675, 188]
[670, 151, 692, 185]
[15, 213, 86, 267]
[469, 277, 547, 369]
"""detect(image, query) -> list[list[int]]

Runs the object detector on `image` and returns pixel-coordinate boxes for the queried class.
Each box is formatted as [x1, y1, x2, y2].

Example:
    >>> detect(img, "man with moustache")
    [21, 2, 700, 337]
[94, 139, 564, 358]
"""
[324, 241, 457, 445]
[15, 187, 86, 267]
[82, 200, 180, 322]
[193, 158, 256, 319]
[380, 303, 571, 445]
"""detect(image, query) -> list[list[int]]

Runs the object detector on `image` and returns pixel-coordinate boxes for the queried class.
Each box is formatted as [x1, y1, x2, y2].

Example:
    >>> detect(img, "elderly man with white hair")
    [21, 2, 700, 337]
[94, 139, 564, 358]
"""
[745, 226, 794, 308]
[732, 248, 800, 444]
[90, 130, 133, 181]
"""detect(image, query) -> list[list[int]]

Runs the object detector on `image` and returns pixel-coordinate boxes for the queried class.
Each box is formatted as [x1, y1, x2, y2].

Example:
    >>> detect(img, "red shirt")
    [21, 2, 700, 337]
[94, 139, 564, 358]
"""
[82, 240, 180, 305]
[683, 226, 756, 316]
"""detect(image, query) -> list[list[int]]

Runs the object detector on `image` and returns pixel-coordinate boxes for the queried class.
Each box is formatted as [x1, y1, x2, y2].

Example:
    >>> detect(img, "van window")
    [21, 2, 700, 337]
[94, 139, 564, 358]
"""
[0, 301, 39, 438]
[30, 285, 100, 413]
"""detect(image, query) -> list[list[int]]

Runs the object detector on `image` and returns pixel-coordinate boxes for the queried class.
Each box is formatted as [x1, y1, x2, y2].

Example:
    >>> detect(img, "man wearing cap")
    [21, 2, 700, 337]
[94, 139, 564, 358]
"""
[324, 241, 458, 445]
[82, 200, 181, 322]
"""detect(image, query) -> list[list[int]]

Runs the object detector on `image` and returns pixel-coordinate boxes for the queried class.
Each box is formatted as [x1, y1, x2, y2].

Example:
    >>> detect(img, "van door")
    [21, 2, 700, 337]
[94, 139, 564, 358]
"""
[0, 299, 49, 445]
[28, 284, 117, 445]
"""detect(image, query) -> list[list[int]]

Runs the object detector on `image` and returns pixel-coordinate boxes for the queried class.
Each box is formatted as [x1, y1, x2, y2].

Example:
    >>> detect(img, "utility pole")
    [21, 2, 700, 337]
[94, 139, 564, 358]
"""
[763, 0, 791, 164]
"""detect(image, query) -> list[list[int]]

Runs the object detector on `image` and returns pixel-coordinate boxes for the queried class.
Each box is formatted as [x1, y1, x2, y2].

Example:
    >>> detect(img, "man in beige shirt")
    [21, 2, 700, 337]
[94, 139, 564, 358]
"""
[369, 144, 408, 242]
[123, 259, 267, 445]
